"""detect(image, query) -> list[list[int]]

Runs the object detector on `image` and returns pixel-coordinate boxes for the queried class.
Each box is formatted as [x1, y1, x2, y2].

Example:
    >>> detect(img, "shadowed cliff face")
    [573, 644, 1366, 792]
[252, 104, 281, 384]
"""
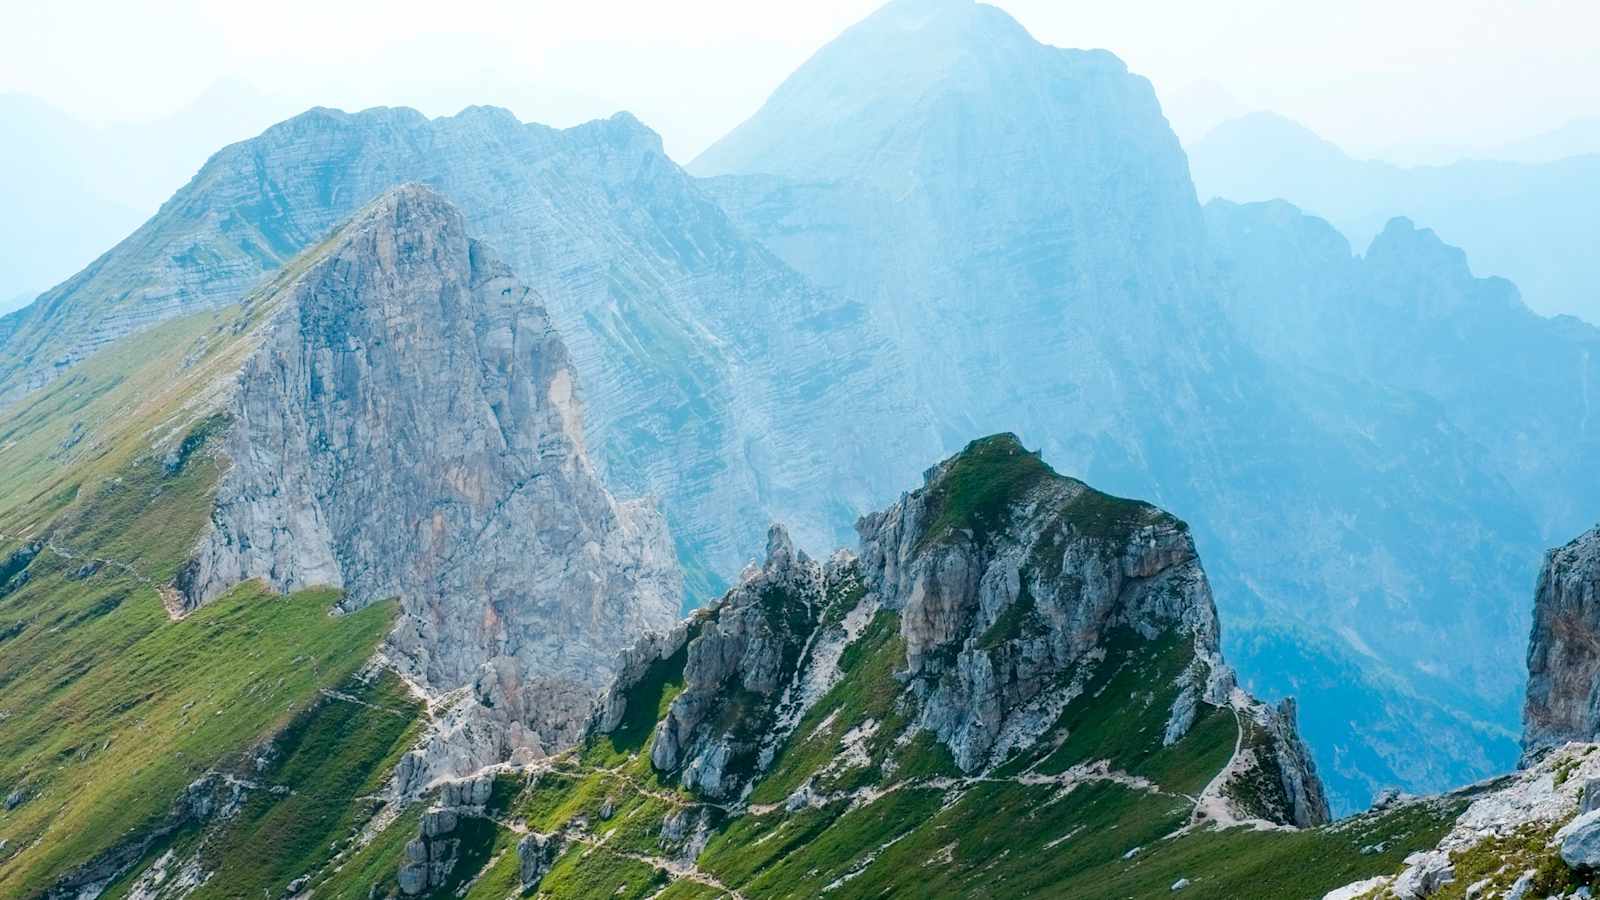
[182, 184, 682, 757]
[1524, 526, 1600, 760]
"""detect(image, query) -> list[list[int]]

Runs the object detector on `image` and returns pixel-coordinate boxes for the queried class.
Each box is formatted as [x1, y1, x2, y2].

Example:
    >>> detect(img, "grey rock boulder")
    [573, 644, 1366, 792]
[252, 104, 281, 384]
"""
[517, 833, 562, 891]
[1391, 849, 1454, 898]
[1560, 809, 1600, 869]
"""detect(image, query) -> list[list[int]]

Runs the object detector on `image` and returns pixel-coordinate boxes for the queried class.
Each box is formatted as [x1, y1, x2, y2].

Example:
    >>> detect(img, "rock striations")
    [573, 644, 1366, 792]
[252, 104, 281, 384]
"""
[596, 434, 1330, 827]
[1524, 526, 1600, 761]
[183, 184, 681, 761]
[0, 105, 937, 598]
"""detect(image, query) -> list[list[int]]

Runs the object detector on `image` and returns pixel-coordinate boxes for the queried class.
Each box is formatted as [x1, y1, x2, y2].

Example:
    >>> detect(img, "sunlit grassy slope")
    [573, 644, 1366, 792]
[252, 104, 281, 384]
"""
[0, 273, 407, 895]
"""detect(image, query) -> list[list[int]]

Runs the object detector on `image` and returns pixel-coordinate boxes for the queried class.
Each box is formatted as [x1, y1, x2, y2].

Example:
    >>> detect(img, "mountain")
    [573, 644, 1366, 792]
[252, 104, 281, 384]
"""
[181, 184, 683, 760]
[49, 434, 1497, 899]
[1188, 111, 1600, 322]
[0, 185, 690, 896]
[0, 103, 940, 599]
[692, 0, 1536, 810]
[4, 0, 1581, 818]
[1205, 200, 1600, 545]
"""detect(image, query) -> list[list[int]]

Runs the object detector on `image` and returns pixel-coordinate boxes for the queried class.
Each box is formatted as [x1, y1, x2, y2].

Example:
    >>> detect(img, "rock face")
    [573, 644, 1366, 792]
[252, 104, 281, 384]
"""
[1257, 698, 1333, 828]
[646, 525, 830, 798]
[1524, 526, 1600, 759]
[0, 105, 937, 598]
[602, 434, 1329, 826]
[852, 437, 1228, 775]
[517, 832, 562, 891]
[182, 185, 680, 755]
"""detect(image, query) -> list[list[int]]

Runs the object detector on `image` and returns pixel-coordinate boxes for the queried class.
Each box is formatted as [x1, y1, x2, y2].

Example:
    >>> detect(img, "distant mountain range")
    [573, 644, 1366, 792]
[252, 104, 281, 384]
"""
[1188, 111, 1600, 323]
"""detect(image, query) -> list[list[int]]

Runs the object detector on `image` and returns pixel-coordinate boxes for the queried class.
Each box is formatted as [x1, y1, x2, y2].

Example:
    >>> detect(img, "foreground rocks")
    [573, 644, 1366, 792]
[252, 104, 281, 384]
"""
[600, 434, 1329, 826]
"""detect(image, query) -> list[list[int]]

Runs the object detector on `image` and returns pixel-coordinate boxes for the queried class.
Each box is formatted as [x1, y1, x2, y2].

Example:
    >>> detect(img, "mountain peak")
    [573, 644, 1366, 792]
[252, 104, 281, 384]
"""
[1364, 215, 1476, 283]
[341, 181, 454, 229]
[690, 0, 1149, 182]
[181, 181, 681, 764]
[561, 110, 666, 159]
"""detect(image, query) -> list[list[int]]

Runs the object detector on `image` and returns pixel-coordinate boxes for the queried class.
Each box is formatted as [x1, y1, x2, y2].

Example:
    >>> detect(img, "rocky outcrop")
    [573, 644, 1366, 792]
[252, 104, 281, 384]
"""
[647, 526, 824, 799]
[1524, 526, 1600, 760]
[181, 185, 681, 757]
[854, 435, 1228, 773]
[517, 833, 562, 891]
[1261, 698, 1333, 827]
[397, 808, 468, 896]
[604, 434, 1327, 826]
[1214, 696, 1332, 828]
[44, 772, 255, 899]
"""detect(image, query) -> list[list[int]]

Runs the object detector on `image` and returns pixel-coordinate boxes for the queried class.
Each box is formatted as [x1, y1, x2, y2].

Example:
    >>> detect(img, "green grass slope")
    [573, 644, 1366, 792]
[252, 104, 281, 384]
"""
[0, 287, 409, 895]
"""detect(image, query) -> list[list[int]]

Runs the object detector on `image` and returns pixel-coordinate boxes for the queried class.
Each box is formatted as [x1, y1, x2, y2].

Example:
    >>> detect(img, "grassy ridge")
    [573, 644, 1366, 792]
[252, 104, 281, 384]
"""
[0, 298, 404, 895]
[423, 622, 1454, 899]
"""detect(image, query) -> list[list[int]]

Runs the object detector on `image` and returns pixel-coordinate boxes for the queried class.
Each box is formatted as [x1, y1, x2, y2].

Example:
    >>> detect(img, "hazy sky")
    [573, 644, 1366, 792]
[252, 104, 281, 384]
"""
[5, 0, 1599, 162]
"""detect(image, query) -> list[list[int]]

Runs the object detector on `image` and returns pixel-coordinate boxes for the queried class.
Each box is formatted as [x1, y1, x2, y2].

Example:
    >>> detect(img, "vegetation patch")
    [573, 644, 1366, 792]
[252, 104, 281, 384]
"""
[176, 670, 423, 898]
[585, 624, 697, 766]
[917, 433, 1053, 551]
[1427, 821, 1594, 899]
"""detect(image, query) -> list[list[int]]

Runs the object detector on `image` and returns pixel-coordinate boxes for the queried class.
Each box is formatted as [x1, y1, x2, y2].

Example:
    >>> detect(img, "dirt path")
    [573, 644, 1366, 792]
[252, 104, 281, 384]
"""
[568, 829, 747, 899]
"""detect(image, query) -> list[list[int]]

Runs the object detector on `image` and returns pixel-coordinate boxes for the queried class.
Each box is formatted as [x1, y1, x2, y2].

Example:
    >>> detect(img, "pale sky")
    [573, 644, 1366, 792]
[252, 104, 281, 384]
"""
[5, 0, 1599, 163]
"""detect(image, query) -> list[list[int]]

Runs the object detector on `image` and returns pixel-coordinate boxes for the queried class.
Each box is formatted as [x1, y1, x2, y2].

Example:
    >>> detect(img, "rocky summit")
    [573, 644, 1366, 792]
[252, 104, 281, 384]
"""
[606, 433, 1330, 828]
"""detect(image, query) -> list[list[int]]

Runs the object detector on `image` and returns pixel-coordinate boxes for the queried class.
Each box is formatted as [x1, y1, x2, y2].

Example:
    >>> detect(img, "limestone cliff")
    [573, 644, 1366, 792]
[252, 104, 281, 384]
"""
[182, 184, 681, 759]
[1524, 526, 1600, 760]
